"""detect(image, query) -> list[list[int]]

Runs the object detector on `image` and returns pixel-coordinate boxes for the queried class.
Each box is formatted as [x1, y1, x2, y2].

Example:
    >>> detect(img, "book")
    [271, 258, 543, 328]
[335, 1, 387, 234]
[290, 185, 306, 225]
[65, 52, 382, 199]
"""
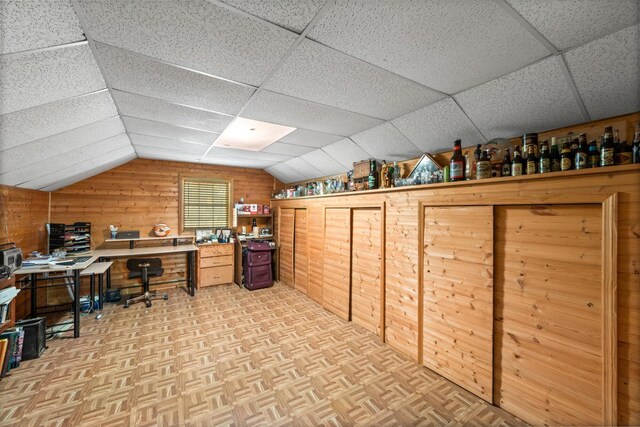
[0, 339, 6, 379]
[0, 305, 6, 324]
[0, 333, 15, 377]
[6, 327, 24, 369]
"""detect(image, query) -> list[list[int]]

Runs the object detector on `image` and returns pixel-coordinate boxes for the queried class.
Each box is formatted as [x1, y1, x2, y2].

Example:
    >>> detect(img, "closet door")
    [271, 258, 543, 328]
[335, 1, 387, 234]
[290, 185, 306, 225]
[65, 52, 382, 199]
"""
[279, 208, 295, 288]
[306, 205, 324, 304]
[351, 208, 383, 336]
[323, 208, 351, 320]
[294, 209, 308, 294]
[422, 206, 494, 401]
[494, 204, 606, 425]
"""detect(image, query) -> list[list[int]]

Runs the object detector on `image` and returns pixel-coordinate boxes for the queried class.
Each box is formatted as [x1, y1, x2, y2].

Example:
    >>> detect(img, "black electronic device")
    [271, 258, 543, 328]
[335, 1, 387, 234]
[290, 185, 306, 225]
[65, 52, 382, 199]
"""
[116, 231, 140, 239]
[105, 289, 121, 302]
[15, 317, 47, 360]
[0, 246, 23, 274]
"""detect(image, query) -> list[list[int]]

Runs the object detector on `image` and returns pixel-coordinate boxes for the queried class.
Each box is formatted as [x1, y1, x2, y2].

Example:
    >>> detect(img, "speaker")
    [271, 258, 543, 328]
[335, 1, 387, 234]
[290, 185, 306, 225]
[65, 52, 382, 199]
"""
[15, 317, 46, 360]
[105, 289, 121, 302]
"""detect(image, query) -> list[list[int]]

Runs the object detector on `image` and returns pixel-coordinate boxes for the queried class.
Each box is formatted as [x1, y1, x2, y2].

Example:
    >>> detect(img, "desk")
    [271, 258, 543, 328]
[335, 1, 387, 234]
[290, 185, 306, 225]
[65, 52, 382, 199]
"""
[14, 255, 99, 338]
[94, 244, 198, 296]
[104, 235, 195, 249]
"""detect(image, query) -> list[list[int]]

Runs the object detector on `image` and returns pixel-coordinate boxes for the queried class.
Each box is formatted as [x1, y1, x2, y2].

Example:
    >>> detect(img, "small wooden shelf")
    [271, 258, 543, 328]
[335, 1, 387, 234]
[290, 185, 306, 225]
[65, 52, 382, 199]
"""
[237, 214, 272, 218]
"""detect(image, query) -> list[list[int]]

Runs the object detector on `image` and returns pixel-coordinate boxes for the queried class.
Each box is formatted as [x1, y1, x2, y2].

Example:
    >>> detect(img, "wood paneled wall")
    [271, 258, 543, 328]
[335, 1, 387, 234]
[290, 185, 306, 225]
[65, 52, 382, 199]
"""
[50, 158, 281, 291]
[0, 185, 49, 319]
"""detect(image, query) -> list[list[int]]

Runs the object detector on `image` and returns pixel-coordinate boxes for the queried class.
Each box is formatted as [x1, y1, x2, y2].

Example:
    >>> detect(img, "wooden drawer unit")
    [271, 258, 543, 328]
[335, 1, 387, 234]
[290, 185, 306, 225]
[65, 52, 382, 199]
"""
[197, 243, 234, 288]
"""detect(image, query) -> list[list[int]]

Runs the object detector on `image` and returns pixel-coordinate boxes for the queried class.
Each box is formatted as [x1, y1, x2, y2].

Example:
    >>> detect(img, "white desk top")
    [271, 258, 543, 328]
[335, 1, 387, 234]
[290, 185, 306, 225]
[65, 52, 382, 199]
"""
[104, 235, 194, 243]
[14, 254, 99, 275]
[93, 244, 198, 258]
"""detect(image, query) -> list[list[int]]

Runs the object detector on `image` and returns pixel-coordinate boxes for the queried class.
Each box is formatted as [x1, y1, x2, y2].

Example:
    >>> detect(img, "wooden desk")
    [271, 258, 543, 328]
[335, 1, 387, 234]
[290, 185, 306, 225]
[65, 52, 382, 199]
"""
[94, 244, 198, 296]
[14, 255, 99, 338]
[104, 235, 195, 249]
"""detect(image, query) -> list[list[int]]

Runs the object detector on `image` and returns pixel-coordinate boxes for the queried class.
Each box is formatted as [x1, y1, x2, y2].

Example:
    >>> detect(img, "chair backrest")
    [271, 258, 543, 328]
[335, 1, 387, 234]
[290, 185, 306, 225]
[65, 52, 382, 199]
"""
[126, 257, 162, 273]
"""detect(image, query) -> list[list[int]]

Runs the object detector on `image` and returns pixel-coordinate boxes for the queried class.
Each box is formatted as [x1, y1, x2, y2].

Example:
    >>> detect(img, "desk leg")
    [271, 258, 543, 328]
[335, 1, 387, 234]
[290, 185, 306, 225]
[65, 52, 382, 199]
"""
[188, 251, 195, 296]
[73, 269, 80, 338]
[98, 273, 104, 310]
[105, 257, 111, 289]
[90, 275, 95, 309]
[30, 273, 37, 318]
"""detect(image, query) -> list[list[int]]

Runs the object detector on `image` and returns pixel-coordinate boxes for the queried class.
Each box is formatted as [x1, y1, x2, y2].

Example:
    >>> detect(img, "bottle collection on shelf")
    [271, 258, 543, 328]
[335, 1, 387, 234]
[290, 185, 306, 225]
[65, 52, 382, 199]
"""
[274, 122, 639, 199]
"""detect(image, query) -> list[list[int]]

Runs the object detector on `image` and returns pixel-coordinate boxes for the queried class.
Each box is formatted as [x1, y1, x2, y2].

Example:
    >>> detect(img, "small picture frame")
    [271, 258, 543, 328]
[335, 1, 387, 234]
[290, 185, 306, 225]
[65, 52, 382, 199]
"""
[407, 153, 443, 184]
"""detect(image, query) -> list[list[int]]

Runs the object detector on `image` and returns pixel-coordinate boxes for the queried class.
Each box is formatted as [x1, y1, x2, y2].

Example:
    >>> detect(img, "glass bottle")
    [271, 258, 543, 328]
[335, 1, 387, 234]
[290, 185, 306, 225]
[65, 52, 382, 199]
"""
[502, 148, 511, 177]
[367, 159, 377, 189]
[561, 142, 573, 171]
[588, 140, 599, 168]
[633, 122, 640, 164]
[600, 126, 615, 167]
[526, 144, 537, 175]
[569, 132, 578, 157]
[511, 146, 523, 176]
[550, 137, 561, 172]
[472, 143, 482, 180]
[392, 161, 400, 184]
[539, 140, 551, 173]
[616, 139, 632, 165]
[476, 149, 492, 179]
[575, 136, 588, 170]
[450, 140, 465, 181]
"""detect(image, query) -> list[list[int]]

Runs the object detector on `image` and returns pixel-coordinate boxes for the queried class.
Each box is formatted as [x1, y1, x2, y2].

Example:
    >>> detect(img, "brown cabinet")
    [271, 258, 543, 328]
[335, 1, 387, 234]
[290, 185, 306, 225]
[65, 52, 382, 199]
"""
[197, 243, 234, 288]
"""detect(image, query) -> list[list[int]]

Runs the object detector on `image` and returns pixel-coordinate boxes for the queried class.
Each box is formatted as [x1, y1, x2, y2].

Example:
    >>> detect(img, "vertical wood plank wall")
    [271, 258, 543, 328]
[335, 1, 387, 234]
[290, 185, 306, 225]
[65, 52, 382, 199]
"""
[494, 204, 605, 425]
[278, 208, 295, 288]
[272, 165, 640, 426]
[294, 209, 308, 294]
[422, 206, 494, 401]
[351, 208, 383, 337]
[306, 205, 324, 304]
[322, 208, 351, 320]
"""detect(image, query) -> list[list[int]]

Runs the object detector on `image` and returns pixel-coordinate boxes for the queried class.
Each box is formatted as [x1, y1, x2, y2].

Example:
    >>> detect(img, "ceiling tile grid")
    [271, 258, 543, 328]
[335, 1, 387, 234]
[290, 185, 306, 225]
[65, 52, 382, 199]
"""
[564, 24, 640, 121]
[277, 128, 344, 148]
[200, 154, 277, 169]
[308, 0, 551, 94]
[264, 39, 446, 120]
[130, 134, 211, 156]
[299, 149, 348, 177]
[220, 0, 327, 33]
[0, 43, 106, 115]
[321, 138, 371, 170]
[0, 116, 125, 174]
[0, 0, 85, 55]
[0, 91, 118, 152]
[242, 90, 383, 136]
[94, 42, 255, 115]
[392, 97, 487, 153]
[134, 144, 205, 164]
[350, 122, 422, 162]
[122, 117, 219, 145]
[281, 157, 325, 181]
[205, 146, 293, 162]
[505, 0, 639, 51]
[73, 0, 297, 86]
[113, 90, 234, 133]
[265, 163, 306, 183]
[260, 142, 315, 157]
[454, 55, 584, 140]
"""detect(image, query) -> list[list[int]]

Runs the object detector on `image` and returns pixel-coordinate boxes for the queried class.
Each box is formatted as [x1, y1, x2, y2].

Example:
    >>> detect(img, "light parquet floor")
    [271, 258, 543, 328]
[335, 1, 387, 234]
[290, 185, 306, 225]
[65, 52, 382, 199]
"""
[0, 283, 525, 426]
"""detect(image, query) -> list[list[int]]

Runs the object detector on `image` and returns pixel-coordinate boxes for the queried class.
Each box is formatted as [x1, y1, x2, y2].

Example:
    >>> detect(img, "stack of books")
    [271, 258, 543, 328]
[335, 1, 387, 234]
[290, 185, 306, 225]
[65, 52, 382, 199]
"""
[0, 287, 19, 324]
[0, 326, 25, 378]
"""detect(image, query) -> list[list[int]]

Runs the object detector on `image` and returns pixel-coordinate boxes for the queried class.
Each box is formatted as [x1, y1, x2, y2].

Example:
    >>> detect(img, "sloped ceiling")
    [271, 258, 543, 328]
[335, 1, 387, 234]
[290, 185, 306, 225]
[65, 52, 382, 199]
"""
[0, 0, 638, 189]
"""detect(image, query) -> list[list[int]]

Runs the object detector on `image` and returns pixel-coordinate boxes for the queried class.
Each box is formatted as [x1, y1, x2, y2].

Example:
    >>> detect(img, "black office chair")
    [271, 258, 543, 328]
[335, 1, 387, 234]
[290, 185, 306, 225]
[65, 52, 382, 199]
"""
[124, 258, 168, 308]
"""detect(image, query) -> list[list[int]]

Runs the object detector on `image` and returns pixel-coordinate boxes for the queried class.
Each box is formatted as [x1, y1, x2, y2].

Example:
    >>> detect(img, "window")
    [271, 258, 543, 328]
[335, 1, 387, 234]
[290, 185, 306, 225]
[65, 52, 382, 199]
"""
[182, 178, 231, 229]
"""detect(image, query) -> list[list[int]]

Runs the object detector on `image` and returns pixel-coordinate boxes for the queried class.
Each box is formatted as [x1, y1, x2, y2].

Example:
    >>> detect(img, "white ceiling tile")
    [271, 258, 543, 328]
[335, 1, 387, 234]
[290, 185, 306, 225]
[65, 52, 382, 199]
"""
[0, 91, 118, 151]
[1, 134, 132, 186]
[564, 25, 640, 121]
[264, 39, 445, 120]
[0, 43, 106, 115]
[265, 163, 305, 183]
[220, 0, 326, 33]
[300, 149, 347, 177]
[130, 134, 210, 156]
[113, 90, 234, 133]
[95, 42, 255, 115]
[321, 138, 371, 170]
[282, 157, 325, 181]
[20, 144, 136, 190]
[351, 122, 422, 162]
[454, 56, 584, 140]
[506, 0, 639, 51]
[41, 152, 137, 191]
[309, 0, 550, 94]
[134, 145, 204, 163]
[261, 142, 314, 157]
[242, 90, 383, 136]
[205, 146, 293, 162]
[0, 116, 125, 174]
[200, 155, 277, 169]
[278, 128, 343, 148]
[74, 0, 296, 86]
[123, 117, 218, 145]
[0, 0, 85, 54]
[392, 98, 487, 154]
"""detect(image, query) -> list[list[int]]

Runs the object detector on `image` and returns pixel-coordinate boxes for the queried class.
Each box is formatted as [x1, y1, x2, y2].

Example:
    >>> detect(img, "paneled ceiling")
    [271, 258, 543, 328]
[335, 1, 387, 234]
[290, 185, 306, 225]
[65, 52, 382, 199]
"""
[0, 0, 638, 189]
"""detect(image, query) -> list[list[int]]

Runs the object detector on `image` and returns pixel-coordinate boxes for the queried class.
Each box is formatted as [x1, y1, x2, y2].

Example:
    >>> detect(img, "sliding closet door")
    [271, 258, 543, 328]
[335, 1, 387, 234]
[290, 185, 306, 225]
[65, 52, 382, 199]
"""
[294, 209, 308, 294]
[279, 208, 295, 288]
[323, 208, 351, 320]
[351, 208, 383, 336]
[422, 206, 494, 401]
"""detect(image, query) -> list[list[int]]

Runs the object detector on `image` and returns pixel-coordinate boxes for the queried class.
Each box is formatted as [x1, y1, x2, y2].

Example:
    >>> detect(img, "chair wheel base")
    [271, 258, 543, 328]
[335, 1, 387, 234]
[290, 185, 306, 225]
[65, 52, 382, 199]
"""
[124, 302, 129, 308]
[145, 301, 152, 308]
[163, 295, 169, 300]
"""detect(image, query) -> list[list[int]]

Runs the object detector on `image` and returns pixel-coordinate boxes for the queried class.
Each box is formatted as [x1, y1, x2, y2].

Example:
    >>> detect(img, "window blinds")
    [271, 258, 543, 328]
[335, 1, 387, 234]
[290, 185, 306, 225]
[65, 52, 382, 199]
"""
[183, 179, 230, 228]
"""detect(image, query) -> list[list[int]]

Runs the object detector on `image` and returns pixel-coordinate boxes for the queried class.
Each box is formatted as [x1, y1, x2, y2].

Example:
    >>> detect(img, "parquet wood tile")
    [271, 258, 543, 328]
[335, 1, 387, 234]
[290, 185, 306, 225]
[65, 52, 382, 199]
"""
[0, 283, 525, 426]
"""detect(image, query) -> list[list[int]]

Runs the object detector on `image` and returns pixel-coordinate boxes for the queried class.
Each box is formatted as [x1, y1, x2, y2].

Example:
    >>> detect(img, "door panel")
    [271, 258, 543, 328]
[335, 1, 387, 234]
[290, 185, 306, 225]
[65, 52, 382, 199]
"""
[294, 209, 308, 294]
[307, 205, 324, 304]
[351, 208, 382, 336]
[279, 208, 295, 288]
[323, 208, 351, 320]
[423, 206, 494, 401]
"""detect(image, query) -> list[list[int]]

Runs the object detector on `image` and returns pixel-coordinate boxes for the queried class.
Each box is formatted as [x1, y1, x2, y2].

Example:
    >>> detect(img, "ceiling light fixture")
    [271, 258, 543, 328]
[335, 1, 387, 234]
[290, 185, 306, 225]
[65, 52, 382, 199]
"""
[213, 117, 296, 151]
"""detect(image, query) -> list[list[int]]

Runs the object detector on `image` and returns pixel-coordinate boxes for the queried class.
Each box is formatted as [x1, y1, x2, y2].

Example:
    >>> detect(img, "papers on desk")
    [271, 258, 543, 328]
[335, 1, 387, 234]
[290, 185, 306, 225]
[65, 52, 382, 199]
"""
[22, 256, 55, 266]
[0, 287, 20, 305]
